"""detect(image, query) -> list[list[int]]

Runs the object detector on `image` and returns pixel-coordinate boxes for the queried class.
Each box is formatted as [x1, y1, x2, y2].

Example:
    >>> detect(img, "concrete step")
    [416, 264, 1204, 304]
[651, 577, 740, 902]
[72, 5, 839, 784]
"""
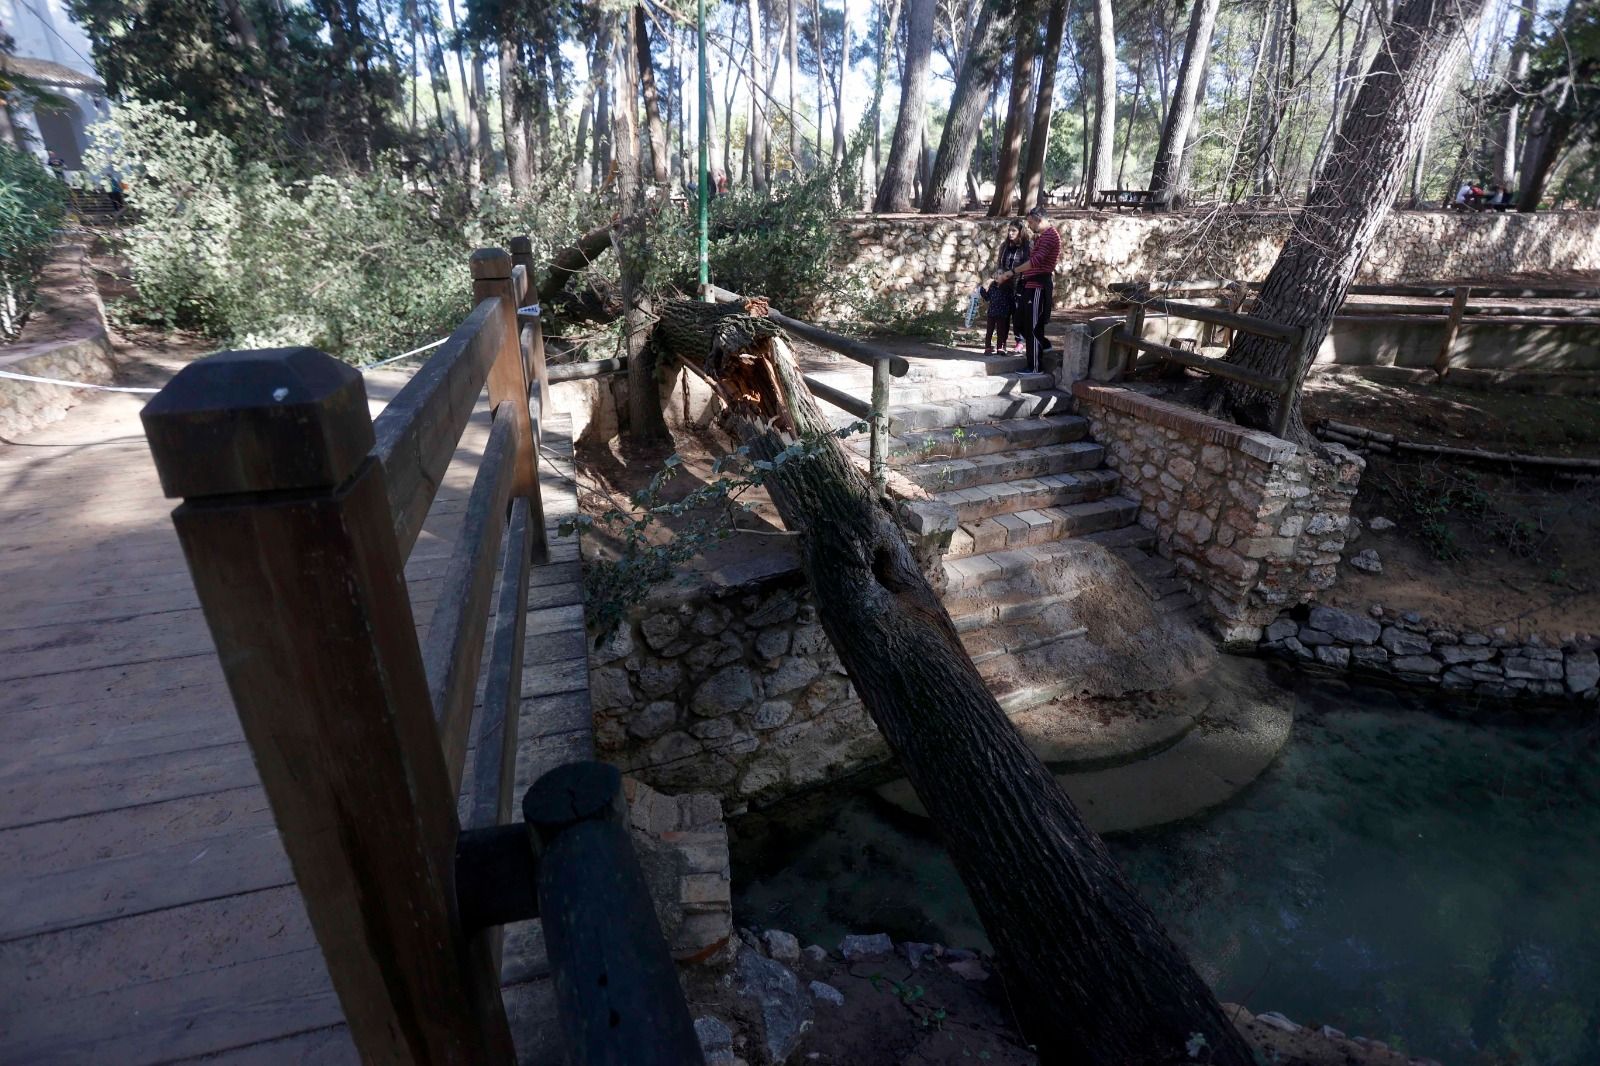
[936, 465, 1118, 522]
[897, 350, 1029, 380]
[869, 414, 1090, 466]
[901, 441, 1107, 493]
[941, 517, 1152, 594]
[808, 369, 1053, 408]
[888, 389, 1074, 435]
[946, 496, 1139, 560]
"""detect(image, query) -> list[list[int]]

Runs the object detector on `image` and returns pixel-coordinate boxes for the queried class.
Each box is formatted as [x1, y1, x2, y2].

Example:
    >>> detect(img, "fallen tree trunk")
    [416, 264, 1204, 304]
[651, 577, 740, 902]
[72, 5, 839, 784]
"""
[651, 298, 1254, 1066]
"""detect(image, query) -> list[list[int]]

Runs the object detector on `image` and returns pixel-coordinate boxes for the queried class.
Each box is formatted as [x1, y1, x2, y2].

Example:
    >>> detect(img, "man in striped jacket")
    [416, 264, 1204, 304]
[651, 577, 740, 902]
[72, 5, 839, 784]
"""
[996, 206, 1060, 373]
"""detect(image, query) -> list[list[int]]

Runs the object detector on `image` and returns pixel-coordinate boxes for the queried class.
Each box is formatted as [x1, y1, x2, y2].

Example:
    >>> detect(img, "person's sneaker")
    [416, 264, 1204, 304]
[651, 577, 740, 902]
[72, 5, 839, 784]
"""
[983, 346, 995, 356]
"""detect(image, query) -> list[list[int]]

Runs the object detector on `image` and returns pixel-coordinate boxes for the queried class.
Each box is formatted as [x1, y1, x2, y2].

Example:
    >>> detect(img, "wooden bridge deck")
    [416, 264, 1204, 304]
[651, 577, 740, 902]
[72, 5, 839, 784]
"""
[0, 349, 587, 1063]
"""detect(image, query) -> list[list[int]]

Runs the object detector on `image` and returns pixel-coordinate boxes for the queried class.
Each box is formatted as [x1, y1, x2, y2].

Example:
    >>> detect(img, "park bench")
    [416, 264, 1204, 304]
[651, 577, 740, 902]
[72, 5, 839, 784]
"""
[141, 239, 701, 1064]
[1093, 189, 1154, 211]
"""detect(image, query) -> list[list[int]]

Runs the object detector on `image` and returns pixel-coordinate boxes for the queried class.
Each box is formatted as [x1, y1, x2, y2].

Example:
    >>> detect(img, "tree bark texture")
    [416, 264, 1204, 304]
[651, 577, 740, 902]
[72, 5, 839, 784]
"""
[1084, 0, 1116, 205]
[1215, 0, 1490, 443]
[1147, 0, 1221, 207]
[877, 0, 937, 211]
[746, 0, 771, 190]
[833, 0, 850, 164]
[650, 298, 1255, 1065]
[1020, 0, 1067, 209]
[616, 15, 670, 447]
[989, 3, 1040, 216]
[635, 6, 671, 184]
[1497, 0, 1535, 188]
[923, 0, 1016, 213]
[499, 43, 531, 193]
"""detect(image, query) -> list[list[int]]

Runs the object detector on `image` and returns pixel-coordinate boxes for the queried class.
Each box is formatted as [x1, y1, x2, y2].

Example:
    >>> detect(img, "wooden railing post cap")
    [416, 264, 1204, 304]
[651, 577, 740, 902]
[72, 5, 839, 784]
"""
[141, 347, 374, 499]
[522, 761, 626, 848]
[508, 235, 533, 256]
[471, 248, 513, 280]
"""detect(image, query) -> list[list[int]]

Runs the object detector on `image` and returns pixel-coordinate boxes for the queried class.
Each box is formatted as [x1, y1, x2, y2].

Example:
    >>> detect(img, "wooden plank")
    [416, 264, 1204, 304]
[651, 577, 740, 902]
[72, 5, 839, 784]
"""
[1114, 332, 1290, 395]
[167, 1025, 359, 1065]
[422, 407, 517, 795]
[473, 250, 539, 498]
[1434, 285, 1472, 380]
[469, 497, 534, 831]
[547, 356, 627, 383]
[372, 298, 502, 559]
[1332, 312, 1598, 328]
[1146, 298, 1303, 342]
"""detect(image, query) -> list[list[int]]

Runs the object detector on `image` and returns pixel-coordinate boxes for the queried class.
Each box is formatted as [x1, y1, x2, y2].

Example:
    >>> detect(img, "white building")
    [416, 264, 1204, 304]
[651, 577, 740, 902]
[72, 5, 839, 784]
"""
[1, 0, 107, 169]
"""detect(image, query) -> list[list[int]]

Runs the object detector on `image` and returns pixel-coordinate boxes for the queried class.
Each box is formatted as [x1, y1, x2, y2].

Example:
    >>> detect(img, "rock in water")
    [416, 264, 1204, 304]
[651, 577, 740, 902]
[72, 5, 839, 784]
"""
[734, 948, 812, 1064]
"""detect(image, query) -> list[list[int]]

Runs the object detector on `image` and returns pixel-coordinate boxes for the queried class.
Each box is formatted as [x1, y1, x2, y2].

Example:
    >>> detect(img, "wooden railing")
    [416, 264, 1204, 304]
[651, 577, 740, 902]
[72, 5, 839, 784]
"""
[1106, 282, 1310, 438]
[141, 240, 701, 1065]
[1110, 278, 1599, 384]
[702, 282, 909, 493]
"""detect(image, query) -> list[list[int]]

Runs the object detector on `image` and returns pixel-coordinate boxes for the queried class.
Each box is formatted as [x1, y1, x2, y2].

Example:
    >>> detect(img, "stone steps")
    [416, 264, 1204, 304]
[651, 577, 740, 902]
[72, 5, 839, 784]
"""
[941, 524, 1157, 596]
[810, 369, 1053, 407]
[888, 389, 1074, 435]
[937, 466, 1119, 523]
[874, 414, 1091, 467]
[947, 496, 1139, 560]
[901, 440, 1106, 493]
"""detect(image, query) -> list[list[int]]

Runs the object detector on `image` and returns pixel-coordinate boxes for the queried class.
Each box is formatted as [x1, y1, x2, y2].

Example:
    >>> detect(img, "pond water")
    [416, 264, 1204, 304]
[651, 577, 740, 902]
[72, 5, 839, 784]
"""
[729, 680, 1600, 1064]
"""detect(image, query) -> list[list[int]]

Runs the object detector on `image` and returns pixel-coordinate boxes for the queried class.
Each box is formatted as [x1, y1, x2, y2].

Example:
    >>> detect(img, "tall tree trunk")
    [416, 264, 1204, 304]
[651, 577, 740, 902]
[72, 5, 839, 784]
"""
[595, 24, 613, 189]
[813, 0, 826, 164]
[866, 0, 903, 194]
[651, 300, 1257, 1065]
[788, 0, 799, 169]
[922, 0, 1015, 213]
[1147, 0, 1220, 207]
[1020, 0, 1067, 209]
[832, 0, 850, 163]
[1498, 0, 1536, 187]
[1214, 0, 1491, 442]
[472, 52, 492, 181]
[1408, 136, 1428, 206]
[1083, 0, 1116, 204]
[989, 2, 1040, 216]
[635, 6, 671, 183]
[1116, 51, 1143, 189]
[617, 14, 670, 447]
[1515, 99, 1574, 212]
[499, 43, 531, 192]
[747, 0, 771, 189]
[1253, 0, 1285, 198]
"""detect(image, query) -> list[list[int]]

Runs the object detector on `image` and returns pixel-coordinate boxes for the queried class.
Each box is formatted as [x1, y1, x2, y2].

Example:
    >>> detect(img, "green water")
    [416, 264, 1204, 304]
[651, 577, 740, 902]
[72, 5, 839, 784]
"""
[730, 683, 1600, 1064]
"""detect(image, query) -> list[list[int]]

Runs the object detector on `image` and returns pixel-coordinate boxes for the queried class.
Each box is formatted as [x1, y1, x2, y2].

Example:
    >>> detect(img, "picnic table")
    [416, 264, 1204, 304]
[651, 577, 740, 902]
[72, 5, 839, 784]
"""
[1094, 189, 1154, 211]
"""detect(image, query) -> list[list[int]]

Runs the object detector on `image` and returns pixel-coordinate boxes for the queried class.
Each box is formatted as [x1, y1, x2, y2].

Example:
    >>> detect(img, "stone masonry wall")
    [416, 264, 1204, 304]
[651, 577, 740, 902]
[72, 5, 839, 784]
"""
[1260, 604, 1600, 705]
[589, 571, 887, 812]
[1072, 382, 1364, 645]
[824, 211, 1600, 317]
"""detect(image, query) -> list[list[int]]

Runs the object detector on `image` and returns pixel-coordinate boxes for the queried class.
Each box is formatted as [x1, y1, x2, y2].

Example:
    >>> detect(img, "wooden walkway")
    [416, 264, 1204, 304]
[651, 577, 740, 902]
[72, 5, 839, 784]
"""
[0, 349, 589, 1063]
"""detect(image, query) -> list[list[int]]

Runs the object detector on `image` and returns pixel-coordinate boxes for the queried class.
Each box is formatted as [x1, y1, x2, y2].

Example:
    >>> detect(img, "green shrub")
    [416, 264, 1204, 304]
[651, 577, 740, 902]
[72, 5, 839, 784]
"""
[87, 100, 602, 363]
[0, 143, 68, 338]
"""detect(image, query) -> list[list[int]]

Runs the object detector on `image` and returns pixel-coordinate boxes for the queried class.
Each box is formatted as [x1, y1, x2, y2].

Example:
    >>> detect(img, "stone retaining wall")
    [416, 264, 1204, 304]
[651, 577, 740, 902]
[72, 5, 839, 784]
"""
[1260, 604, 1600, 704]
[589, 569, 886, 811]
[0, 244, 117, 439]
[825, 211, 1600, 317]
[1072, 382, 1364, 644]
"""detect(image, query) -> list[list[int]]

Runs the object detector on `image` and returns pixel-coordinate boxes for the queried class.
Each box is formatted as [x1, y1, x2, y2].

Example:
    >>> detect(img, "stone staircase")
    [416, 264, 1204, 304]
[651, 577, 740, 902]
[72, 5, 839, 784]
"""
[822, 347, 1203, 715]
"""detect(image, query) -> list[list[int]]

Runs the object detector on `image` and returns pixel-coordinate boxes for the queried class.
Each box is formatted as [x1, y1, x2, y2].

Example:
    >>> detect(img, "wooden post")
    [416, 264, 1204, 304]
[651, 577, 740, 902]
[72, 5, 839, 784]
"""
[1123, 284, 1148, 371]
[524, 763, 704, 1065]
[508, 235, 551, 410]
[1271, 328, 1307, 439]
[1434, 284, 1471, 381]
[141, 348, 515, 1065]
[869, 356, 890, 496]
[472, 248, 539, 498]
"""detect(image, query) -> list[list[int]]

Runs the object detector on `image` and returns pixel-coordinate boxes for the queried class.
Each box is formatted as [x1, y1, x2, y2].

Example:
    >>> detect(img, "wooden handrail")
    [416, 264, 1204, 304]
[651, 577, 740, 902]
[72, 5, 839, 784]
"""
[1114, 332, 1290, 395]
[803, 373, 871, 419]
[373, 299, 505, 558]
[1141, 297, 1303, 343]
[422, 404, 518, 794]
[703, 282, 911, 377]
[469, 497, 536, 833]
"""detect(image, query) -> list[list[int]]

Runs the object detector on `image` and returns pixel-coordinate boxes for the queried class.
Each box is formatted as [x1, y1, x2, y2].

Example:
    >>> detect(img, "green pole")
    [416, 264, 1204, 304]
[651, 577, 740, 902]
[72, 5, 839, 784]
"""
[697, 0, 710, 297]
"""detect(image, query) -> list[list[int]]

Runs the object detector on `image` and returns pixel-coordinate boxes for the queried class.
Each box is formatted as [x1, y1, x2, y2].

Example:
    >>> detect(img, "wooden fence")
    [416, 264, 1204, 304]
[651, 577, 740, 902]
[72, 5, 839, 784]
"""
[141, 241, 701, 1064]
[1106, 282, 1311, 438]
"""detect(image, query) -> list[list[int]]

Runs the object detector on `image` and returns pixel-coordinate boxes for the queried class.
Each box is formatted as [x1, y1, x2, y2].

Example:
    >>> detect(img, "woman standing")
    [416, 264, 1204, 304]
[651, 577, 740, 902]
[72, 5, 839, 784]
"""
[982, 221, 1032, 355]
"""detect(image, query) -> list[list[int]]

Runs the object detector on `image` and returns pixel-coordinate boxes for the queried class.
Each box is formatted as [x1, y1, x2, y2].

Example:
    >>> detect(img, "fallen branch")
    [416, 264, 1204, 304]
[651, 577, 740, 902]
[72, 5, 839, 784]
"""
[1317, 420, 1600, 472]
